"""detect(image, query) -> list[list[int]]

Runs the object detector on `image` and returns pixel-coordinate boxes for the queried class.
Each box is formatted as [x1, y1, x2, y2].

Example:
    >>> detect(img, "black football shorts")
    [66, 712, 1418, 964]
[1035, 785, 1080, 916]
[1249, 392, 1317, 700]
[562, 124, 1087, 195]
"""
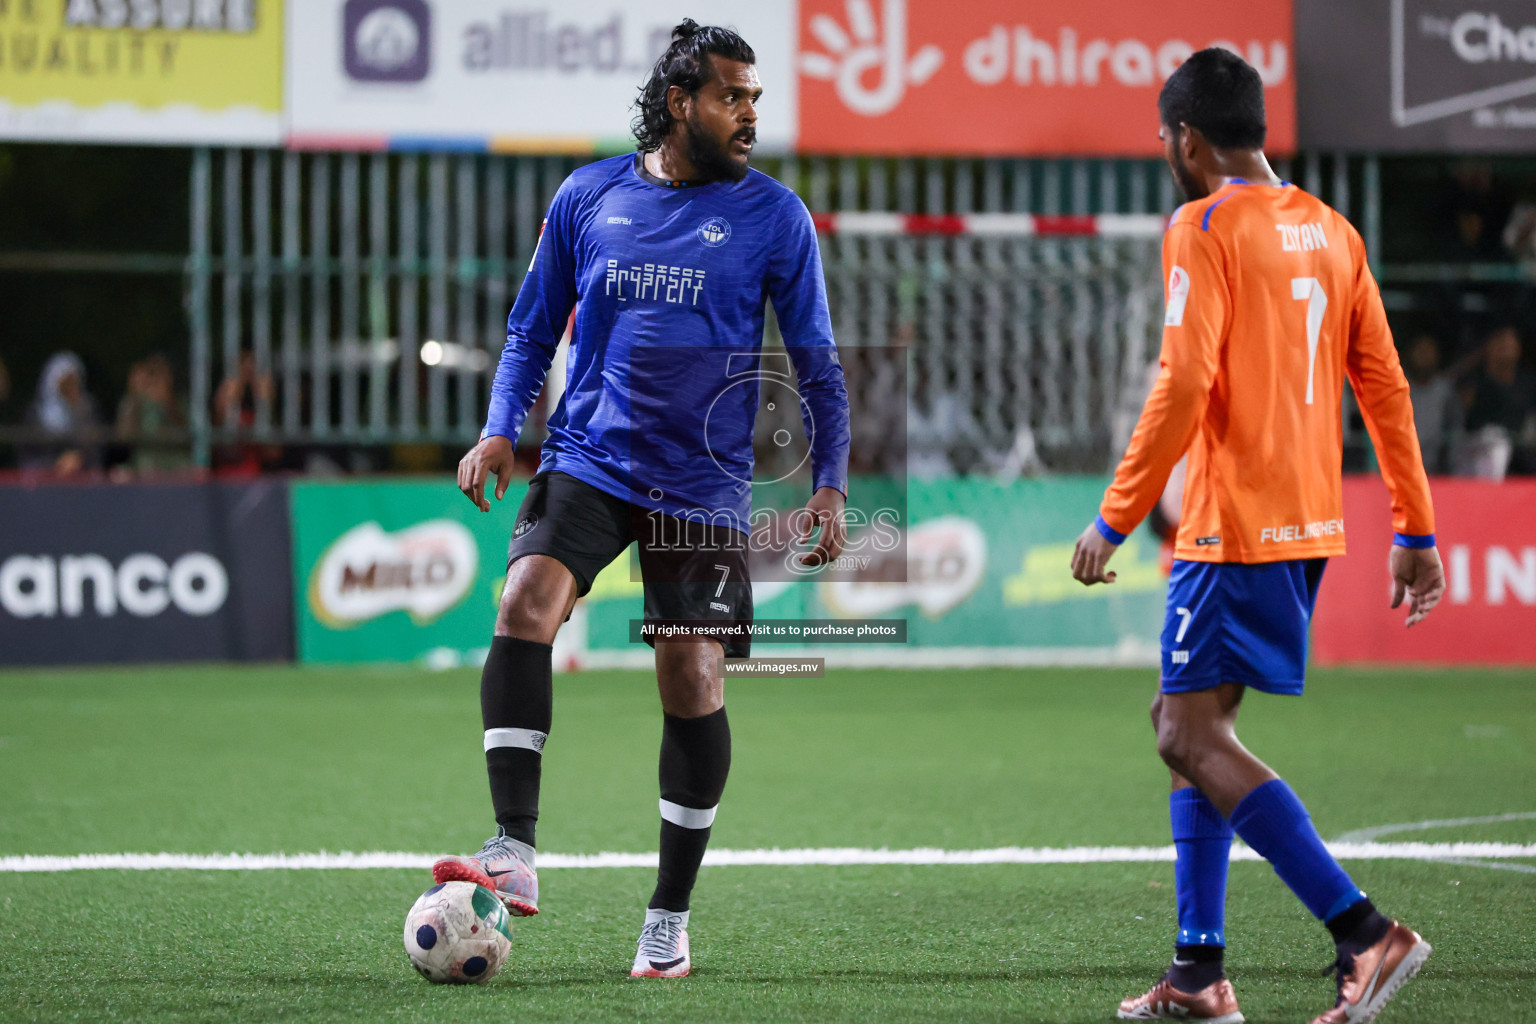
[506, 470, 753, 658]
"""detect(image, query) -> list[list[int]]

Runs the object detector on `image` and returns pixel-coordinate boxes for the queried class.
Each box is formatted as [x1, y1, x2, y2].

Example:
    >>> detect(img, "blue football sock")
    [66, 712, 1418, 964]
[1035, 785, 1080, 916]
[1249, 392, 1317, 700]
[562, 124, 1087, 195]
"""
[1229, 779, 1363, 922]
[1171, 787, 1232, 947]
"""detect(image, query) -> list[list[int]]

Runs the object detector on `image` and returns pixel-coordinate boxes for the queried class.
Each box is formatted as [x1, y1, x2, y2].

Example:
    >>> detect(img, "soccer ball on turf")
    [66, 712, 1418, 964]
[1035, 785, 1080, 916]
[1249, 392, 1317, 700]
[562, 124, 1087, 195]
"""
[402, 881, 513, 984]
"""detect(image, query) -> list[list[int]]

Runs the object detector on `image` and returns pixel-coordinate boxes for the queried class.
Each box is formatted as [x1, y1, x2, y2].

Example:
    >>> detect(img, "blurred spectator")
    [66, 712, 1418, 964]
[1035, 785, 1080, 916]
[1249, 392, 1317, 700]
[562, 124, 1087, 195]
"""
[115, 354, 190, 475]
[1436, 161, 1511, 262]
[841, 345, 908, 478]
[1501, 198, 1536, 262]
[213, 350, 275, 430]
[0, 354, 11, 422]
[1462, 327, 1535, 433]
[20, 351, 102, 475]
[907, 365, 986, 479]
[1455, 326, 1536, 478]
[212, 350, 279, 475]
[1404, 334, 1462, 474]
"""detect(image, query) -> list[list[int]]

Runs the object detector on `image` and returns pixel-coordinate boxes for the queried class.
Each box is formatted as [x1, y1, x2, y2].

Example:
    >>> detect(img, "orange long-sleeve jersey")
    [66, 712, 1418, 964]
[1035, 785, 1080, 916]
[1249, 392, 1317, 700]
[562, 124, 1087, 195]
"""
[1097, 180, 1435, 563]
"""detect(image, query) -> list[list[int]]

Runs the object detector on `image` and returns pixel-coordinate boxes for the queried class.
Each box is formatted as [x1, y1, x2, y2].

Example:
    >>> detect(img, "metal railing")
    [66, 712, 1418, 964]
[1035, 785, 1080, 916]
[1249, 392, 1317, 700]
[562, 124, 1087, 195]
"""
[5, 149, 1389, 469]
[184, 148, 587, 463]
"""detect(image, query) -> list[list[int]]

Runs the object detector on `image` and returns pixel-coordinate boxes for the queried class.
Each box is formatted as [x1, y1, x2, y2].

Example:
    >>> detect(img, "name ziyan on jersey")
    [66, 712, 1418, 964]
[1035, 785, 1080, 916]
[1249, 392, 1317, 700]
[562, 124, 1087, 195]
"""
[605, 259, 707, 305]
[1276, 222, 1329, 252]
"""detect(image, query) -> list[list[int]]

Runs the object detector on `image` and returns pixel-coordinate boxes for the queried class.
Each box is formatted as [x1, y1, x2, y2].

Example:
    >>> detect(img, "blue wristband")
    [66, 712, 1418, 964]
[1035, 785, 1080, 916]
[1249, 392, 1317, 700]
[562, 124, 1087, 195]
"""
[1094, 515, 1127, 546]
[1393, 532, 1435, 549]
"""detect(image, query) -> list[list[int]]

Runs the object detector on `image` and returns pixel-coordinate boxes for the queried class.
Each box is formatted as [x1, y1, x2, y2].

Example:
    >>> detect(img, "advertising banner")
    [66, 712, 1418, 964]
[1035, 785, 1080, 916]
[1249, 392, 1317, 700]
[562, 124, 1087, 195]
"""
[0, 0, 283, 145]
[291, 477, 529, 664]
[794, 0, 1295, 156]
[288, 476, 1165, 668]
[285, 0, 795, 152]
[1298, 0, 1536, 152]
[285, 1, 1294, 157]
[0, 481, 294, 666]
[581, 476, 1166, 664]
[1312, 476, 1536, 666]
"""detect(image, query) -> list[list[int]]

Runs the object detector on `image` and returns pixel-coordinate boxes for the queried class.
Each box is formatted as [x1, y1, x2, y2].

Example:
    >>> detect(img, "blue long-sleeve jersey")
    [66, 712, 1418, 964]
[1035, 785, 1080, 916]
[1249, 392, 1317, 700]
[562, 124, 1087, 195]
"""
[483, 153, 850, 522]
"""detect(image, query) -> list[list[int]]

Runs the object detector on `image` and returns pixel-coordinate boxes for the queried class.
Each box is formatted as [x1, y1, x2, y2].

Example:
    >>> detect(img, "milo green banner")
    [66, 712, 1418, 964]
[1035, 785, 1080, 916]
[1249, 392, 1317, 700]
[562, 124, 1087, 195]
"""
[581, 477, 1166, 665]
[290, 477, 1166, 666]
[290, 479, 529, 666]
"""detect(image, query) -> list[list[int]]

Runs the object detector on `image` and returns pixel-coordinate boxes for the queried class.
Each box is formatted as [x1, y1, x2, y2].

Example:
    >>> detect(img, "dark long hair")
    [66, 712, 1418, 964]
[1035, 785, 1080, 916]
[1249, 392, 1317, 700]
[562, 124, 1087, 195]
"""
[631, 20, 755, 153]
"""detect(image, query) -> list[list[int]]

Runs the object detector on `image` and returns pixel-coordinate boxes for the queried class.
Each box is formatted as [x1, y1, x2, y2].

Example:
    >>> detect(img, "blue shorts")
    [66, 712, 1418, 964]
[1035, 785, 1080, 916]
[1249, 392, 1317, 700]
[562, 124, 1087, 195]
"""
[1160, 558, 1327, 696]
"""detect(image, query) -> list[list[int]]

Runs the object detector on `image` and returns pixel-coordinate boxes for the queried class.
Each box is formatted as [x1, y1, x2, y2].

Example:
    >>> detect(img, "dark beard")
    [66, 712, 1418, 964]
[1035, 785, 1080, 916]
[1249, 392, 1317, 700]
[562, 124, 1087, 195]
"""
[684, 110, 751, 184]
[1169, 146, 1207, 202]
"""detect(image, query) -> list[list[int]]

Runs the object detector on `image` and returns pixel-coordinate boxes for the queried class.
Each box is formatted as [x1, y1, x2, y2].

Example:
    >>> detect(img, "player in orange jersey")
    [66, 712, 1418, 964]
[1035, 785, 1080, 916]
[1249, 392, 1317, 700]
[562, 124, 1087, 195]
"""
[1070, 50, 1445, 1024]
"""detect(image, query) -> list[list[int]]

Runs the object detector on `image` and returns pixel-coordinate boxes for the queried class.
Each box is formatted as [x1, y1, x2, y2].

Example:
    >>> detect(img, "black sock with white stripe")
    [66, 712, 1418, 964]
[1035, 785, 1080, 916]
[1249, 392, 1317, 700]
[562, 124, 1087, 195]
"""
[649, 708, 731, 912]
[481, 635, 553, 848]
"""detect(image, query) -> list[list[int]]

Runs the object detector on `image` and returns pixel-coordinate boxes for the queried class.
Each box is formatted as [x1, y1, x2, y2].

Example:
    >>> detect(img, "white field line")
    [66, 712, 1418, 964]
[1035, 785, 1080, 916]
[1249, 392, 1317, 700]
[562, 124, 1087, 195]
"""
[1333, 811, 1536, 843]
[1430, 856, 1536, 875]
[1332, 812, 1536, 875]
[2, 842, 1535, 873]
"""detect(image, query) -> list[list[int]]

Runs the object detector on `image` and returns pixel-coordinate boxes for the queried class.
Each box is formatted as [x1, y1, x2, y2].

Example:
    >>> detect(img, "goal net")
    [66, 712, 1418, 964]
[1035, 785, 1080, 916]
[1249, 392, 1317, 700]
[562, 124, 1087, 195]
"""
[812, 212, 1167, 477]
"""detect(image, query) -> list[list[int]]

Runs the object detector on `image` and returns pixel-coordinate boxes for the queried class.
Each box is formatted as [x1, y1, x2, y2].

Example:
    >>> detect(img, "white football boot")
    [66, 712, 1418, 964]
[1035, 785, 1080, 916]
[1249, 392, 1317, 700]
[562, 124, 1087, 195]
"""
[630, 908, 691, 978]
[431, 827, 539, 916]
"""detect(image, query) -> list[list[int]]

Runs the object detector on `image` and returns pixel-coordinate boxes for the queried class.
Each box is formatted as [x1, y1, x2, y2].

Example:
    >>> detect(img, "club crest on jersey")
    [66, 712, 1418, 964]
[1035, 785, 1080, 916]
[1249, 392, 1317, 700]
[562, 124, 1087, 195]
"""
[1165, 265, 1191, 326]
[696, 216, 732, 247]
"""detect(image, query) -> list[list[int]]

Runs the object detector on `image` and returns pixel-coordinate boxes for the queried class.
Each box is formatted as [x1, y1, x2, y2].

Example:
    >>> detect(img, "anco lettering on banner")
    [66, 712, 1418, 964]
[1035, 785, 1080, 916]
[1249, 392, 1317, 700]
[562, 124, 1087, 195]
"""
[0, 481, 294, 666]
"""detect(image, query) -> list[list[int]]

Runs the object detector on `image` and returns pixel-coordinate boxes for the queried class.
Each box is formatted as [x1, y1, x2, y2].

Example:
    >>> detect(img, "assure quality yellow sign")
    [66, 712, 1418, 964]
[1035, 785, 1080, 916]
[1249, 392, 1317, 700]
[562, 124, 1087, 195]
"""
[0, 0, 281, 144]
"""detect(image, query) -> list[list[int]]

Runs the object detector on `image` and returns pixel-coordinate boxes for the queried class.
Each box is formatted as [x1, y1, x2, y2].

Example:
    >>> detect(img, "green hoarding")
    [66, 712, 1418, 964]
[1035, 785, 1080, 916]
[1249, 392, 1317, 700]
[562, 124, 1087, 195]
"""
[290, 477, 1166, 666]
[289, 478, 529, 665]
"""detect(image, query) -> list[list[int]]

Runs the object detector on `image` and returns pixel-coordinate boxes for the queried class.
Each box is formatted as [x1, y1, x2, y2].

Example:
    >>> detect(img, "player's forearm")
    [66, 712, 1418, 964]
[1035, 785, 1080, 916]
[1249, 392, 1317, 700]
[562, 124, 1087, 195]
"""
[481, 332, 556, 442]
[797, 373, 851, 496]
[1098, 375, 1207, 538]
[1098, 456, 1179, 541]
[1346, 260, 1435, 538]
[782, 331, 851, 495]
[1352, 373, 1436, 539]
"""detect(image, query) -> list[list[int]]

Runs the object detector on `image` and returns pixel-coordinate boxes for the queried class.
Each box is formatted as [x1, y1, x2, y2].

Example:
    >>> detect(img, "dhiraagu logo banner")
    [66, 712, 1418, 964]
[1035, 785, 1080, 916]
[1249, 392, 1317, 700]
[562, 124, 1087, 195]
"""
[0, 0, 283, 144]
[291, 476, 1166, 667]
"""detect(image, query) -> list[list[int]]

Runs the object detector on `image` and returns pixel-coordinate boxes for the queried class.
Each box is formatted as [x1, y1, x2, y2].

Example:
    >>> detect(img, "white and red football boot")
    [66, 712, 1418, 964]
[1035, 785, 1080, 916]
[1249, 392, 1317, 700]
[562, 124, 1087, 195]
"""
[431, 827, 539, 917]
[630, 909, 690, 978]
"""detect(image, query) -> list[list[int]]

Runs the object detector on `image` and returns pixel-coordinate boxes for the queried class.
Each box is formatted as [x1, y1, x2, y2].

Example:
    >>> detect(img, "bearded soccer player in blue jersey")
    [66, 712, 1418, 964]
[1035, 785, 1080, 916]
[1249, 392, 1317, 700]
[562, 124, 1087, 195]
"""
[432, 21, 851, 979]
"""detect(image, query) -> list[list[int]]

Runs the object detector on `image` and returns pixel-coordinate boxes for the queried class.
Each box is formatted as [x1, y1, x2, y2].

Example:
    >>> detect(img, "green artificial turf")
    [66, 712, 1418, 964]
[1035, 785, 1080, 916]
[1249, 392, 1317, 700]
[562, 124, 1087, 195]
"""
[0, 665, 1531, 1022]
